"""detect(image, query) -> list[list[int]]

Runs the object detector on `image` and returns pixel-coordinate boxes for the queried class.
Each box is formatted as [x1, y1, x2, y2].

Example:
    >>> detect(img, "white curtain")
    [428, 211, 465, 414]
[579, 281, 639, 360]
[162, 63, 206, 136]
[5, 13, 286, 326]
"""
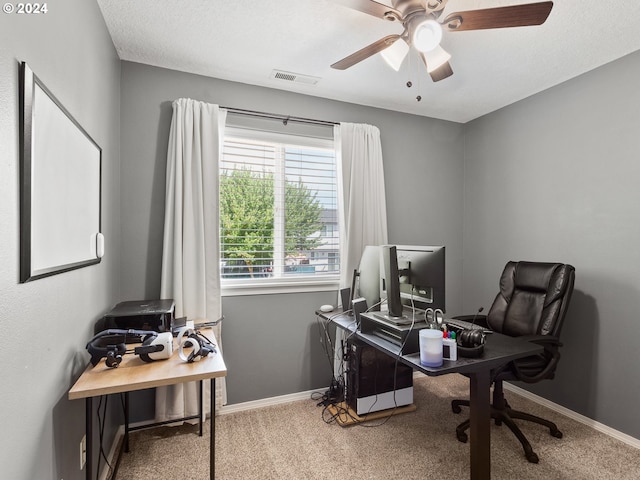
[335, 122, 389, 289]
[333, 122, 389, 377]
[157, 98, 228, 422]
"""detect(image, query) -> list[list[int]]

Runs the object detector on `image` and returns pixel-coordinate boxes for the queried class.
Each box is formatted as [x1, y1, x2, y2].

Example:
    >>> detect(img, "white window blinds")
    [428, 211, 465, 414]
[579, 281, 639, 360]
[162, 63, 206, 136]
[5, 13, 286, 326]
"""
[220, 127, 339, 284]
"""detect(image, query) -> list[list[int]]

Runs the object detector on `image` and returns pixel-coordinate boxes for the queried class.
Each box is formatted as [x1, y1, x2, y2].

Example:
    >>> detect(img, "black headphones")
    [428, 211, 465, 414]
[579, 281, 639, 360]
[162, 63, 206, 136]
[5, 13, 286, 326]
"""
[86, 329, 166, 367]
[177, 328, 217, 363]
[457, 329, 486, 358]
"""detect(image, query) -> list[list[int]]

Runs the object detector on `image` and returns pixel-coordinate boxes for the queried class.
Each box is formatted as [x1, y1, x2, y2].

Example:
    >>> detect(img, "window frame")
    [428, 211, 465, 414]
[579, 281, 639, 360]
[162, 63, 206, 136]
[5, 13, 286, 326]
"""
[220, 126, 340, 297]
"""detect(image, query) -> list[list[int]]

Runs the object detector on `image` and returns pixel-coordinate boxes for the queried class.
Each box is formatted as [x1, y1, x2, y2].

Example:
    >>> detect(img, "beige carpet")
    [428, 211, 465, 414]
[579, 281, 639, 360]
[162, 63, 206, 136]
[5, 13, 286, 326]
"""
[115, 374, 640, 479]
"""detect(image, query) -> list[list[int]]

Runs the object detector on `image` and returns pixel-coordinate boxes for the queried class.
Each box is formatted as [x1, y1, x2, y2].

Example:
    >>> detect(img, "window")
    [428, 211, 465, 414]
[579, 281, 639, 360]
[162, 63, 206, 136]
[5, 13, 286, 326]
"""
[220, 126, 339, 292]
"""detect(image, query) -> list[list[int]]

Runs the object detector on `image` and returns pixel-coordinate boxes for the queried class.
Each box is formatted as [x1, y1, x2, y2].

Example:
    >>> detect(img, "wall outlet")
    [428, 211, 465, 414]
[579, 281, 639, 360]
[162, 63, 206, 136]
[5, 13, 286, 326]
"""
[80, 435, 86, 470]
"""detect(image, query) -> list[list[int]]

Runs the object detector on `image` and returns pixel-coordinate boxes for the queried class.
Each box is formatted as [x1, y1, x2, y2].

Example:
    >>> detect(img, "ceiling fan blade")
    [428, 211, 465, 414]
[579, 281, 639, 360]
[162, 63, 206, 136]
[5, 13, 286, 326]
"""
[333, 0, 402, 21]
[443, 1, 553, 32]
[331, 35, 401, 70]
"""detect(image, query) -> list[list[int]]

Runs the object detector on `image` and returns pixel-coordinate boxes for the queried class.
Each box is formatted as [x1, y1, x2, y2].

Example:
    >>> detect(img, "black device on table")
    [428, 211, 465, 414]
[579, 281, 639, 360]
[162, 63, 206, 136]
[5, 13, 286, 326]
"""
[101, 299, 175, 341]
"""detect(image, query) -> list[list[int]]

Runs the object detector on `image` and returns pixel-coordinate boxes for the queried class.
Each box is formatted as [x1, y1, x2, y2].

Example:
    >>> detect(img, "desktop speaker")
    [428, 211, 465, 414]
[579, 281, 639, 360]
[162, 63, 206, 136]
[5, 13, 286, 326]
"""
[340, 287, 352, 314]
[352, 297, 368, 326]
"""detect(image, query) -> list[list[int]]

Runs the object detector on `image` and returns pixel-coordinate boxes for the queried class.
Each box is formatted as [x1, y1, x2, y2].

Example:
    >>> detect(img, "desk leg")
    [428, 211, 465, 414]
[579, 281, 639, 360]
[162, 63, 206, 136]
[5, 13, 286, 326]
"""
[469, 370, 491, 480]
[210, 378, 216, 480]
[86, 397, 92, 480]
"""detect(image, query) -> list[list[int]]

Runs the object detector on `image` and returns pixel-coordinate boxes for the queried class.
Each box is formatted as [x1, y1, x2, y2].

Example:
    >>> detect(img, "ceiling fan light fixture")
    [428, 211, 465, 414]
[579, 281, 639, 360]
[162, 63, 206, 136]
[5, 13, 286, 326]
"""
[412, 19, 442, 52]
[422, 45, 451, 73]
[380, 39, 409, 71]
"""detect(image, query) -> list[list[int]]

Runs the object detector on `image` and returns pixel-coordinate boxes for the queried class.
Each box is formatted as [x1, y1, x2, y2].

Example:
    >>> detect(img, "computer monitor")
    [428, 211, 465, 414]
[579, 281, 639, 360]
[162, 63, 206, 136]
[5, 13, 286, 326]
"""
[355, 245, 381, 311]
[380, 245, 446, 314]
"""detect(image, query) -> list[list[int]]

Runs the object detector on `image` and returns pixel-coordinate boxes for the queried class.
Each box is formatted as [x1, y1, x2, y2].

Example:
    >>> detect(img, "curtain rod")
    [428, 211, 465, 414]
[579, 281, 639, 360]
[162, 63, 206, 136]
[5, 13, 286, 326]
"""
[221, 106, 338, 127]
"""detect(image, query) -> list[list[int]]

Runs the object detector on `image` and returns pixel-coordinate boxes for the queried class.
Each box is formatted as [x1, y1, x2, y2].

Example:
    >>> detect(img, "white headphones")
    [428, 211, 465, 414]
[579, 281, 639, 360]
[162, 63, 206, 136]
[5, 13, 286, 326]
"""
[177, 327, 217, 363]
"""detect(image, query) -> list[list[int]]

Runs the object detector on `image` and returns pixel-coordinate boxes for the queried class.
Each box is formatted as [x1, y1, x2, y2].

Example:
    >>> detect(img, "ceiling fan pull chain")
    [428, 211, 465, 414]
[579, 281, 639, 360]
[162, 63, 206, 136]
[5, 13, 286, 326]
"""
[406, 44, 413, 89]
[416, 53, 423, 102]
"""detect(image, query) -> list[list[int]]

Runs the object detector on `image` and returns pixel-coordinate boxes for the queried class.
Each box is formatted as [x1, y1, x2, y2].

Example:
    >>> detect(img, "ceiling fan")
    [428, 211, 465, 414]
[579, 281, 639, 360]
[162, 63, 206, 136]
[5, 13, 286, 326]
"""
[331, 0, 554, 82]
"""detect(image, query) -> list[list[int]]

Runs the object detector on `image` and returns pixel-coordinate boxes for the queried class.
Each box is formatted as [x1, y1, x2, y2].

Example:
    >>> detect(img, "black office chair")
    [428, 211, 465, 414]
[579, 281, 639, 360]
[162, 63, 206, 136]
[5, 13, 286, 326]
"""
[451, 261, 575, 463]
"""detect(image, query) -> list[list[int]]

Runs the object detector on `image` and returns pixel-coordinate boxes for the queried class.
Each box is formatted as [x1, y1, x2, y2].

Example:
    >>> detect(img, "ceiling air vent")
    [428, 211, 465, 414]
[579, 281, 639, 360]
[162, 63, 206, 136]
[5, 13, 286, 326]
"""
[270, 70, 320, 86]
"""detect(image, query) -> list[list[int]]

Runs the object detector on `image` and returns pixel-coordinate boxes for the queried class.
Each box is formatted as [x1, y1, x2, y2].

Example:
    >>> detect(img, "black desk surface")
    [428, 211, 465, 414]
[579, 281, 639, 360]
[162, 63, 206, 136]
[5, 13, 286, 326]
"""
[320, 310, 542, 376]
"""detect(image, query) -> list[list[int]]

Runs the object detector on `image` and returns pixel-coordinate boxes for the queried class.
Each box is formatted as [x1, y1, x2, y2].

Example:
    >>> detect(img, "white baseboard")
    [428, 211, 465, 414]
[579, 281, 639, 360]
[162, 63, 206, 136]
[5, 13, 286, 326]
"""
[219, 387, 327, 415]
[503, 382, 640, 449]
[218, 373, 431, 415]
[218, 373, 434, 415]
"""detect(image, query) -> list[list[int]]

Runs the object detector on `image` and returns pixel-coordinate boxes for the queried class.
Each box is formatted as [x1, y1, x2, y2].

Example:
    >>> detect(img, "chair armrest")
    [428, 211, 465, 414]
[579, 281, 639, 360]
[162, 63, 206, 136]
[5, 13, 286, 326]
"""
[513, 335, 562, 383]
[518, 335, 562, 348]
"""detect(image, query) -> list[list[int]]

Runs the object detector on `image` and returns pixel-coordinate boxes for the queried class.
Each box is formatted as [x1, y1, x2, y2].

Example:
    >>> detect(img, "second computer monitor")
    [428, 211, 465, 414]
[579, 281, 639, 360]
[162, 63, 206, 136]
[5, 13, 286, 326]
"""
[381, 245, 446, 313]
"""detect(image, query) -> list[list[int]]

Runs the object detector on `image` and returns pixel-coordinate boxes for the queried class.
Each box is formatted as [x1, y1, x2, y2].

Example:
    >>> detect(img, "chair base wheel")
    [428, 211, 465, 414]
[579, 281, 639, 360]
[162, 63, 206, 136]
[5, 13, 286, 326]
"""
[551, 429, 563, 439]
[451, 399, 467, 414]
[456, 431, 468, 443]
[525, 450, 539, 464]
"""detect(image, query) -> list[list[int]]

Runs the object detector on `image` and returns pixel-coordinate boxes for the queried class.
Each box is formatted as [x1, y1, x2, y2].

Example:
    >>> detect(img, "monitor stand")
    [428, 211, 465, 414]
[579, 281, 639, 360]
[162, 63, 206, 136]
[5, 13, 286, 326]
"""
[371, 306, 424, 326]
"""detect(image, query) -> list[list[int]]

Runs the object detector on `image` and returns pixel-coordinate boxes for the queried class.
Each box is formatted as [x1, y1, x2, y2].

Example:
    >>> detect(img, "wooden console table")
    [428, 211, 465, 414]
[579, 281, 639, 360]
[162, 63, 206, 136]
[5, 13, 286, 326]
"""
[69, 329, 227, 480]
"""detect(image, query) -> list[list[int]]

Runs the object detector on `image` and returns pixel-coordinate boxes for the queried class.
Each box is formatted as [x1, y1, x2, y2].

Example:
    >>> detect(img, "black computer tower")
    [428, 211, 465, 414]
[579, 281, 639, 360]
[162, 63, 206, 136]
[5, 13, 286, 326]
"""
[346, 338, 413, 415]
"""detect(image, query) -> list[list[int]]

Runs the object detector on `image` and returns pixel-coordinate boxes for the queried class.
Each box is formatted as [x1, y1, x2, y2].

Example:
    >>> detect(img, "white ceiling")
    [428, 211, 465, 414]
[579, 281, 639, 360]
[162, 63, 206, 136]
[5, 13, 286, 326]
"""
[97, 0, 640, 123]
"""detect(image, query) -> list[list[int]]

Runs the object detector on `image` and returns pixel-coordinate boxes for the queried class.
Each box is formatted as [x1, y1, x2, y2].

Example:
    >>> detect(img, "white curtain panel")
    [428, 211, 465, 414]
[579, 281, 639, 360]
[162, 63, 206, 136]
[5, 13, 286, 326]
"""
[333, 122, 389, 381]
[157, 98, 227, 422]
[335, 122, 389, 290]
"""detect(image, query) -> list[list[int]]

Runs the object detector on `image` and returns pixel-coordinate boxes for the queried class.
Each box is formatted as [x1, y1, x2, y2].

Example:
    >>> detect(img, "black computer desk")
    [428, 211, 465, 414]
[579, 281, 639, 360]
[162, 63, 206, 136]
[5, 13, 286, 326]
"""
[322, 311, 543, 480]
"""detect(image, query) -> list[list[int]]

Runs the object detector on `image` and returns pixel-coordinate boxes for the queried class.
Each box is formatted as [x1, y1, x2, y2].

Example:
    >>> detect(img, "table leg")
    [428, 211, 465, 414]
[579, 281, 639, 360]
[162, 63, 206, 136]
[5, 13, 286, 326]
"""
[199, 380, 204, 437]
[210, 378, 216, 480]
[124, 392, 130, 453]
[86, 397, 92, 480]
[469, 369, 491, 480]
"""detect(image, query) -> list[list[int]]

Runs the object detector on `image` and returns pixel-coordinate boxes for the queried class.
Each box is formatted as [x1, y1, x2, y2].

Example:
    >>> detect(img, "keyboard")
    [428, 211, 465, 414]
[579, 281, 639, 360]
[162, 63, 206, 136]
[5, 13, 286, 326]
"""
[446, 318, 492, 333]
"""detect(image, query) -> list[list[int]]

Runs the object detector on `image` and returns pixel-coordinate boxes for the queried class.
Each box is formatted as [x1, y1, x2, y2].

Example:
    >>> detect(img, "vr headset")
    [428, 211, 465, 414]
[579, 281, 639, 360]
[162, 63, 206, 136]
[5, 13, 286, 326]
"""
[86, 329, 173, 368]
[176, 328, 217, 363]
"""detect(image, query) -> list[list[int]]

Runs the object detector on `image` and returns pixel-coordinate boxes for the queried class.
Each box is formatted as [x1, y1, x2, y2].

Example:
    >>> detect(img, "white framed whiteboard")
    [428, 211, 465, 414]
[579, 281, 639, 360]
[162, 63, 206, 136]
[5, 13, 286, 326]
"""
[19, 62, 103, 283]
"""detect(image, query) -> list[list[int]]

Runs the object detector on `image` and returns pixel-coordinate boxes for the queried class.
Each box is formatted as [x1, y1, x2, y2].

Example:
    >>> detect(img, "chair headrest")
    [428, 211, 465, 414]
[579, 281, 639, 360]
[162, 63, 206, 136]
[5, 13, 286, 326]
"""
[513, 262, 574, 307]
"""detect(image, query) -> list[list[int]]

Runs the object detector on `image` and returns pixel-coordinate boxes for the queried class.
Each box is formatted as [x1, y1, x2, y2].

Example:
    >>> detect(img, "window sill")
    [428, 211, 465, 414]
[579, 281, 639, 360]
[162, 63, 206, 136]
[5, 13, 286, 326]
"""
[221, 277, 340, 297]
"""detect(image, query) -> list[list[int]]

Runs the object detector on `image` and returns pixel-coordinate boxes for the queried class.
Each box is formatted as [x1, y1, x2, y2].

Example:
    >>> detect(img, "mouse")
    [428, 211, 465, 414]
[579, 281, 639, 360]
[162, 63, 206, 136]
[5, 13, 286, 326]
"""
[319, 304, 334, 313]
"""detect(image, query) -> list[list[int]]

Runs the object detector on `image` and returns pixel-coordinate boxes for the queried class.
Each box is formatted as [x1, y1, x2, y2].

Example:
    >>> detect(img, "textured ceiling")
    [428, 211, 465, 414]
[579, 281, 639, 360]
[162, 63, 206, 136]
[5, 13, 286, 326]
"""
[97, 0, 640, 123]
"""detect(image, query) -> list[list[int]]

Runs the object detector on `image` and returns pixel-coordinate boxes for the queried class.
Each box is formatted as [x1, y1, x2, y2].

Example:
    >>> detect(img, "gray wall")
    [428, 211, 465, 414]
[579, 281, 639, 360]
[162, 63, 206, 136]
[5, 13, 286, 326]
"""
[463, 50, 640, 439]
[0, 1, 121, 479]
[119, 61, 465, 404]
